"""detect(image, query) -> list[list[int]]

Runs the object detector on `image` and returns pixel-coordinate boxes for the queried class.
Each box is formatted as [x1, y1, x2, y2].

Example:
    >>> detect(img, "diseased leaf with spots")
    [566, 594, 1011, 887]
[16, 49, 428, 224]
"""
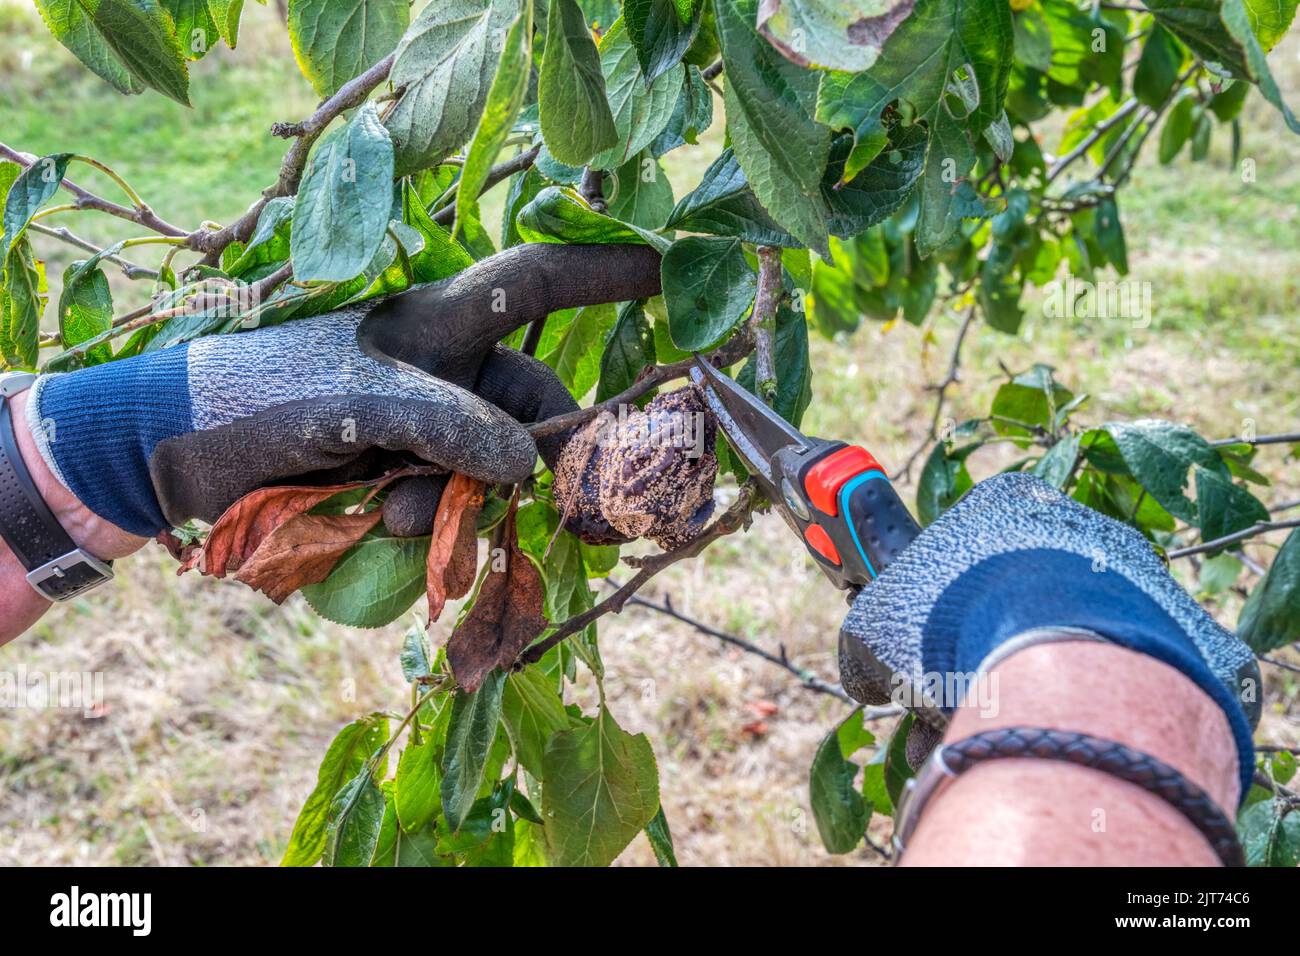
[758, 0, 916, 73]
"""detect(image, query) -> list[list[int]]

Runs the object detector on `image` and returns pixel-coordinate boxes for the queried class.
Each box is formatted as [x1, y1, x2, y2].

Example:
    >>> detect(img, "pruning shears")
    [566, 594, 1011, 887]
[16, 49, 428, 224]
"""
[690, 358, 921, 593]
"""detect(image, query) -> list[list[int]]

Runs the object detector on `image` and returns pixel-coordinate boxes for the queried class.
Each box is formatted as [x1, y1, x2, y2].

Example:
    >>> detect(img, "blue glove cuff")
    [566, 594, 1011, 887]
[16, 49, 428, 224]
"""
[924, 549, 1256, 803]
[28, 346, 194, 536]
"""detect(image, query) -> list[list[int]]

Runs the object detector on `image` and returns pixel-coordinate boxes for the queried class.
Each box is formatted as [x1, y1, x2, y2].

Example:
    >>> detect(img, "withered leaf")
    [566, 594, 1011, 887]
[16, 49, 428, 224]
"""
[181, 468, 424, 579]
[446, 499, 546, 693]
[234, 512, 383, 604]
[426, 472, 486, 623]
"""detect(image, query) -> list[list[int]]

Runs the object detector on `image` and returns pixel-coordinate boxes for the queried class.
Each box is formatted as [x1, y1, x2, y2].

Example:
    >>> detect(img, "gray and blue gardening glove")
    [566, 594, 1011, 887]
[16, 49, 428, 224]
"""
[838, 472, 1259, 800]
[24, 243, 662, 538]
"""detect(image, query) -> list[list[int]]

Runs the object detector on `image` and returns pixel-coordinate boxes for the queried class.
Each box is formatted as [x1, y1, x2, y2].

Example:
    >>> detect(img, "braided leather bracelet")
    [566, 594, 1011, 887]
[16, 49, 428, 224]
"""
[894, 726, 1244, 867]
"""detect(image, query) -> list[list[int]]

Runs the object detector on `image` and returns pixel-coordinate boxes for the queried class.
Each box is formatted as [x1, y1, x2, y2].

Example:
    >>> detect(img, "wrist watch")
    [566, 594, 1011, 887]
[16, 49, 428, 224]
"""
[0, 371, 115, 601]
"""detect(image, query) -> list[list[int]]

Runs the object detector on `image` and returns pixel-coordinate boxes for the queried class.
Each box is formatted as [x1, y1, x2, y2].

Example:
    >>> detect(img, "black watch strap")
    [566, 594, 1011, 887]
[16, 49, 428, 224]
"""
[0, 378, 114, 601]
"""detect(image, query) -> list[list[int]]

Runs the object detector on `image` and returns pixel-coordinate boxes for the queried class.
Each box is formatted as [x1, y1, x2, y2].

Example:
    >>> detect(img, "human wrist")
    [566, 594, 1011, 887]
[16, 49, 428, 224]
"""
[903, 640, 1240, 866]
[8, 387, 147, 562]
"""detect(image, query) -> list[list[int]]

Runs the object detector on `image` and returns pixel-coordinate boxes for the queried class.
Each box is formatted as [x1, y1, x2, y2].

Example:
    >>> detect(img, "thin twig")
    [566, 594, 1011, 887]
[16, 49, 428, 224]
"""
[894, 304, 978, 482]
[26, 222, 159, 280]
[516, 482, 762, 666]
[1259, 655, 1300, 677]
[1045, 97, 1140, 184]
[528, 331, 756, 438]
[1166, 518, 1300, 560]
[431, 144, 540, 225]
[1210, 432, 1300, 449]
[618, 589, 859, 703]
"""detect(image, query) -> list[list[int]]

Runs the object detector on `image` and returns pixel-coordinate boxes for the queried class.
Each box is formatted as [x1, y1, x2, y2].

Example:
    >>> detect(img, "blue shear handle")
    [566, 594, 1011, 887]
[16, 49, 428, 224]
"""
[838, 471, 922, 579]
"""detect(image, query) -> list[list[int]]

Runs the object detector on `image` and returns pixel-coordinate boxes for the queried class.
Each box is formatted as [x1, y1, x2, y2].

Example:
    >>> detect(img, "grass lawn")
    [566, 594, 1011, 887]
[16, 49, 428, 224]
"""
[0, 0, 1297, 866]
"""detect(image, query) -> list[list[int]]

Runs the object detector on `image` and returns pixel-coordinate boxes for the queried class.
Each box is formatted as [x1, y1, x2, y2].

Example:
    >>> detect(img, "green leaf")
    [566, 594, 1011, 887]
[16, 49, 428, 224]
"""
[539, 302, 618, 399]
[3, 153, 72, 255]
[883, 712, 917, 808]
[1198, 553, 1243, 596]
[441, 668, 507, 832]
[370, 782, 399, 866]
[664, 148, 798, 246]
[809, 714, 868, 854]
[1032, 435, 1079, 490]
[597, 300, 656, 402]
[991, 364, 1074, 442]
[515, 185, 671, 250]
[1194, 466, 1268, 545]
[815, 0, 1013, 251]
[32, 0, 145, 94]
[824, 124, 929, 237]
[716, 0, 832, 258]
[385, 0, 520, 176]
[455, 0, 533, 238]
[291, 102, 395, 282]
[916, 441, 975, 526]
[1134, 24, 1183, 109]
[281, 715, 388, 866]
[625, 0, 701, 85]
[1011, 3, 1053, 73]
[591, 19, 684, 169]
[205, 0, 243, 46]
[539, 0, 619, 166]
[162, 0, 218, 60]
[226, 196, 293, 277]
[542, 703, 660, 866]
[758, 0, 915, 72]
[861, 747, 892, 815]
[287, 0, 408, 97]
[399, 625, 432, 681]
[402, 181, 476, 282]
[3, 241, 45, 370]
[1238, 529, 1300, 654]
[84, 0, 192, 104]
[1101, 420, 1226, 524]
[662, 236, 757, 351]
[301, 530, 429, 628]
[608, 152, 675, 229]
[394, 733, 441, 833]
[1159, 91, 1196, 163]
[57, 250, 118, 366]
[323, 767, 387, 866]
[644, 806, 678, 866]
[1093, 195, 1128, 275]
[1220, 0, 1300, 133]
[650, 64, 714, 155]
[1238, 797, 1300, 867]
[501, 666, 571, 779]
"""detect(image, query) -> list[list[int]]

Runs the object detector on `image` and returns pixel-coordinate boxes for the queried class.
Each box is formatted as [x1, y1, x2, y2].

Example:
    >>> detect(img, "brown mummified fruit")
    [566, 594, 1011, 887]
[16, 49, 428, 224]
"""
[554, 386, 719, 551]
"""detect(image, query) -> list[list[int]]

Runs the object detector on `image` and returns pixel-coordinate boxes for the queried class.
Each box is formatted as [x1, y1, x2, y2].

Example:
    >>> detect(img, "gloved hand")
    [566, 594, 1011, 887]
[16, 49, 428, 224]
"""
[838, 472, 1259, 797]
[24, 243, 662, 538]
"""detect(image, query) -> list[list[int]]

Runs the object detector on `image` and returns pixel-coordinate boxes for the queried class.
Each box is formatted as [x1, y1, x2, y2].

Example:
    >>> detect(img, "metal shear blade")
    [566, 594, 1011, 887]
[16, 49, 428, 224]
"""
[689, 357, 809, 492]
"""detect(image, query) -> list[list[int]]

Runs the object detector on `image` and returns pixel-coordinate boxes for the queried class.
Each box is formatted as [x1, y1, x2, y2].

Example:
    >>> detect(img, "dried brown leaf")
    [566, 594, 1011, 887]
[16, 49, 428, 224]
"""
[234, 512, 383, 603]
[446, 500, 546, 692]
[426, 473, 486, 622]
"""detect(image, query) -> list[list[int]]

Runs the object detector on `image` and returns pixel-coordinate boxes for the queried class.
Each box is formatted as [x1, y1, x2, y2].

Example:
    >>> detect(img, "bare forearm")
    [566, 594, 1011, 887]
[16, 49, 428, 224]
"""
[0, 389, 146, 645]
[903, 641, 1240, 866]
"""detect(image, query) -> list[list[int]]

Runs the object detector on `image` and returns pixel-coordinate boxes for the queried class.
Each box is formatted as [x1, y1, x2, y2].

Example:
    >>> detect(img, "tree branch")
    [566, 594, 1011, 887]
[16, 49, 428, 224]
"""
[618, 587, 877, 705]
[1210, 432, 1300, 449]
[749, 245, 783, 404]
[26, 222, 159, 280]
[894, 303, 978, 482]
[430, 144, 539, 225]
[1166, 518, 1300, 560]
[529, 330, 756, 439]
[515, 482, 762, 667]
